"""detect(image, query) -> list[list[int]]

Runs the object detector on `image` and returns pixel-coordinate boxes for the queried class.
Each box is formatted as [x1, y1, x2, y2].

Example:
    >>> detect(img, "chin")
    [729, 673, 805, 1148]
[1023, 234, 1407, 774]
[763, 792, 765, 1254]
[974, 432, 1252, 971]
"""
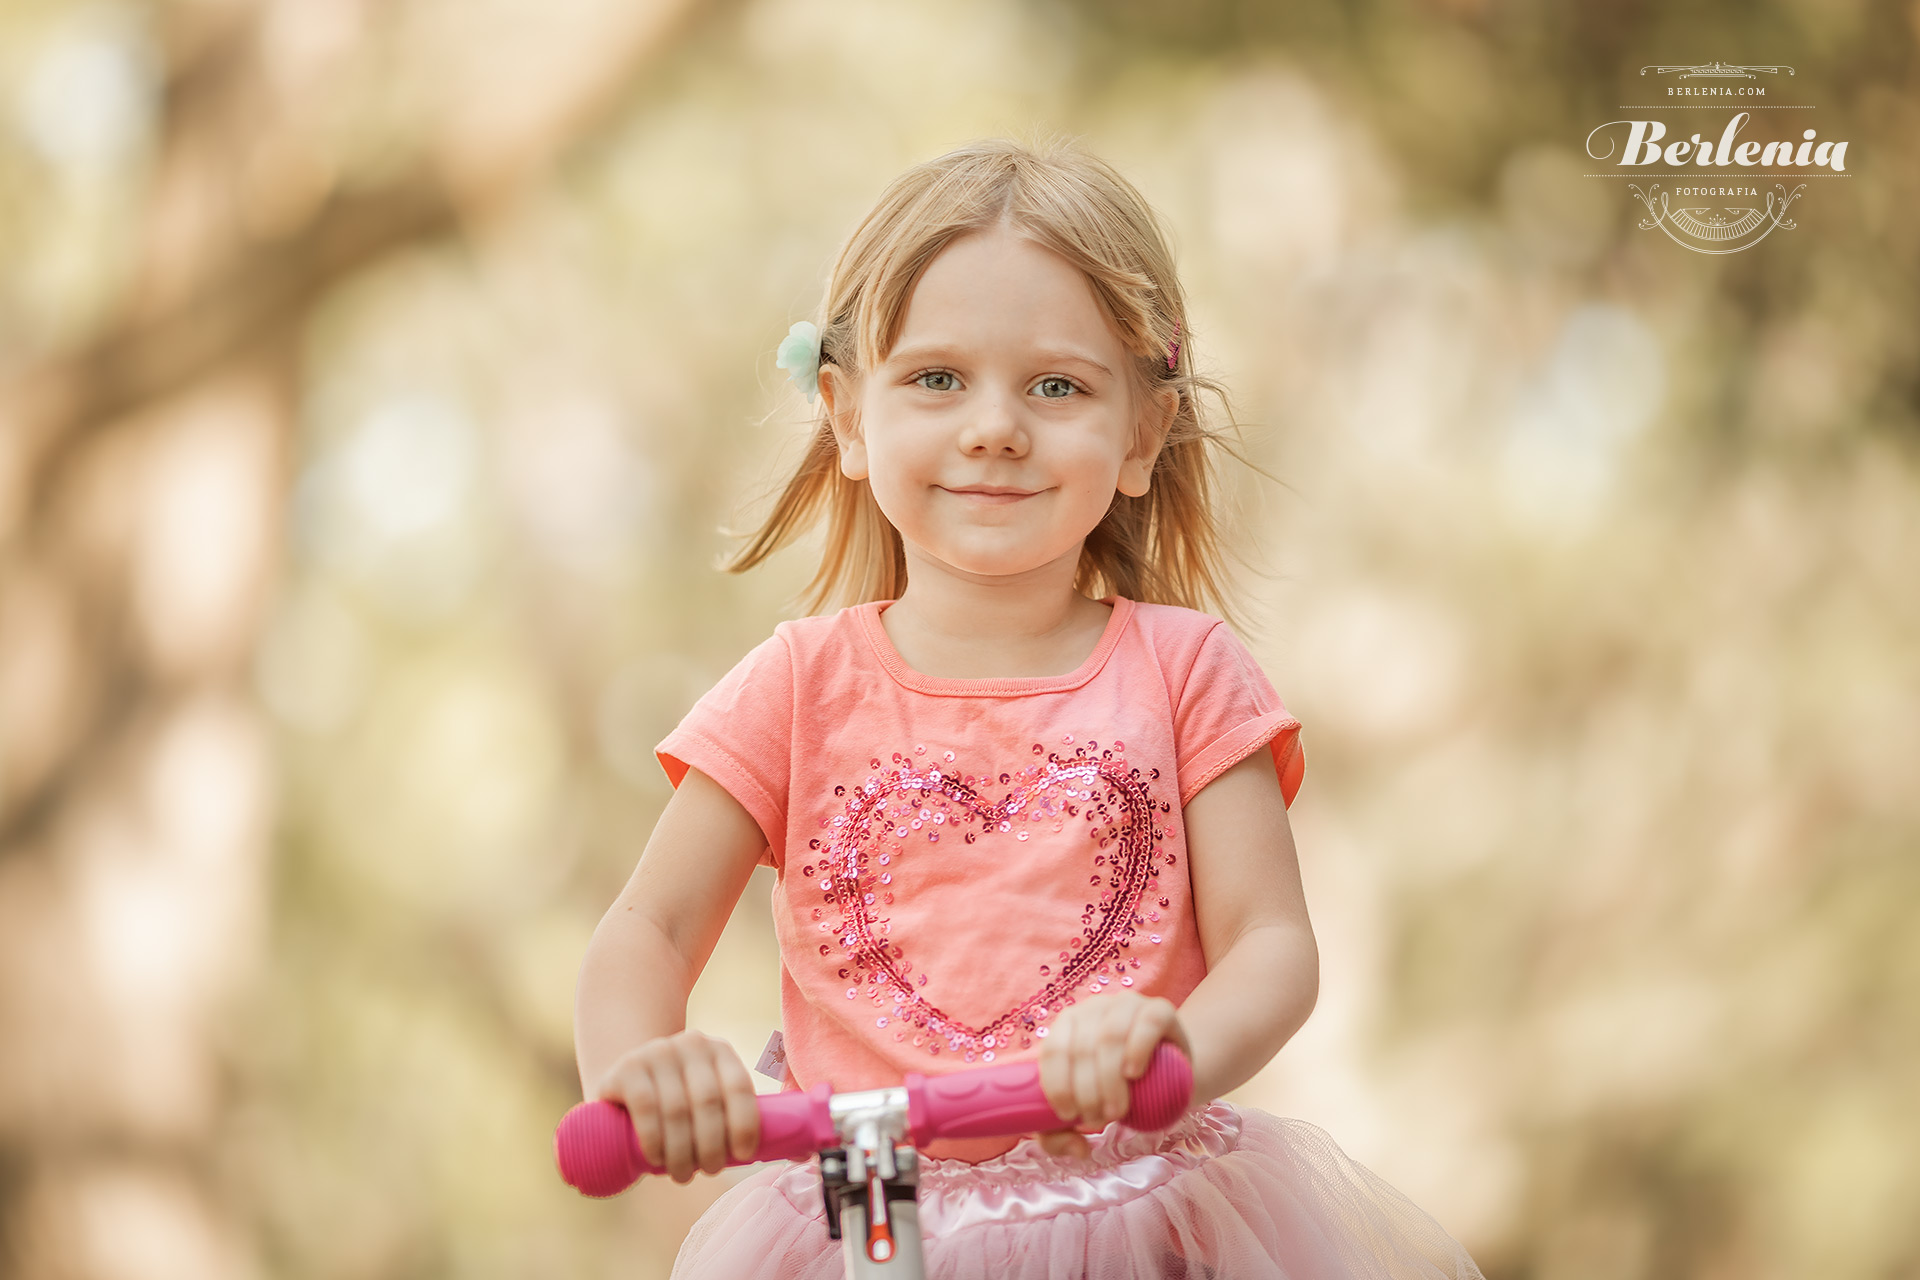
[930, 546, 1073, 579]
[897, 522, 1079, 578]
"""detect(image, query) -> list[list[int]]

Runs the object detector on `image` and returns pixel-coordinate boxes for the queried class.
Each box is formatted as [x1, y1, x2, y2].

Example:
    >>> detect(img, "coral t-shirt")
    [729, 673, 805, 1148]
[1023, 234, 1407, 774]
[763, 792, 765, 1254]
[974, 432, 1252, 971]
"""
[655, 596, 1304, 1161]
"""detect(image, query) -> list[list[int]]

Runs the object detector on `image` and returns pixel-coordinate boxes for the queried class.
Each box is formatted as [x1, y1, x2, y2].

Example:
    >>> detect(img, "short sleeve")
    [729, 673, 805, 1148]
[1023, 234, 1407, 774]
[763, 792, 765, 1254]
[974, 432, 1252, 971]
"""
[1172, 622, 1305, 809]
[655, 631, 793, 868]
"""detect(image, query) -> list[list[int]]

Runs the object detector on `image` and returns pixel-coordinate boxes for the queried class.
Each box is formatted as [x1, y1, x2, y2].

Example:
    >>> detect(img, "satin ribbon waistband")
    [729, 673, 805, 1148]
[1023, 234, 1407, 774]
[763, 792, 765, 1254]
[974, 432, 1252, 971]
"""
[770, 1101, 1246, 1232]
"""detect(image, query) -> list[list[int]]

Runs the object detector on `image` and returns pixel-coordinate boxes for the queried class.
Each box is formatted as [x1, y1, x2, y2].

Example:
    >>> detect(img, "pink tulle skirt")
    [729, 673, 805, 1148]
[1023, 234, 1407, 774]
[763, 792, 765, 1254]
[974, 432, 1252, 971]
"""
[669, 1102, 1485, 1279]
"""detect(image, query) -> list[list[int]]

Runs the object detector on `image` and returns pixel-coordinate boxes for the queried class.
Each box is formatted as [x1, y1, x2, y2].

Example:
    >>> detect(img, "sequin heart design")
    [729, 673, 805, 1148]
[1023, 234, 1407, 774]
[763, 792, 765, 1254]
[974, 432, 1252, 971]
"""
[808, 742, 1173, 1062]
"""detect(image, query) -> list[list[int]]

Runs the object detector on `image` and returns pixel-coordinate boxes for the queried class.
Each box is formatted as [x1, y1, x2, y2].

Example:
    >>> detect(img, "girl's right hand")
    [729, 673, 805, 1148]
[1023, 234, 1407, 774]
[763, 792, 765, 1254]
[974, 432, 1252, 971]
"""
[592, 1030, 761, 1183]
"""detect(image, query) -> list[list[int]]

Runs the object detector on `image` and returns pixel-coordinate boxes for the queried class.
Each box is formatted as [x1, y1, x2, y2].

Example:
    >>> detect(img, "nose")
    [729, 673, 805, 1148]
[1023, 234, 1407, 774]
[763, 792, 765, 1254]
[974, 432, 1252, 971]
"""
[955, 387, 1029, 458]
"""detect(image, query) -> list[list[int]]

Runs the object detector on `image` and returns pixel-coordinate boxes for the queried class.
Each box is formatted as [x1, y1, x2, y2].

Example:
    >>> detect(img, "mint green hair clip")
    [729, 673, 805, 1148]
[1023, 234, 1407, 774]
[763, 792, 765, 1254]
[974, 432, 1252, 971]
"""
[775, 320, 823, 402]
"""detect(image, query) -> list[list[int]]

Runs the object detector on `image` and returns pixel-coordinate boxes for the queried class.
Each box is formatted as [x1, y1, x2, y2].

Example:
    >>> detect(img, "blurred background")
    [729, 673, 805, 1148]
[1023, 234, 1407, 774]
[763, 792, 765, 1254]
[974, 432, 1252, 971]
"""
[2, 0, 1917, 1276]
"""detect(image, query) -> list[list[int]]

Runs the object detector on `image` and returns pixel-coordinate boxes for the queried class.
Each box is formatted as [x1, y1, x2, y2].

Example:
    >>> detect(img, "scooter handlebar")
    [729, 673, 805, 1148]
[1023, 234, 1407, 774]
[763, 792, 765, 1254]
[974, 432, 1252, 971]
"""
[555, 1041, 1193, 1198]
[904, 1040, 1191, 1143]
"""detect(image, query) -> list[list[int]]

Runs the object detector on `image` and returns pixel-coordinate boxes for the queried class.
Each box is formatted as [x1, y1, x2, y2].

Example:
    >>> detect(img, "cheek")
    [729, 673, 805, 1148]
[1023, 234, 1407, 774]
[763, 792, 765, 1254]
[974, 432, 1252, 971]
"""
[863, 436, 936, 513]
[869, 434, 923, 476]
[1054, 440, 1124, 500]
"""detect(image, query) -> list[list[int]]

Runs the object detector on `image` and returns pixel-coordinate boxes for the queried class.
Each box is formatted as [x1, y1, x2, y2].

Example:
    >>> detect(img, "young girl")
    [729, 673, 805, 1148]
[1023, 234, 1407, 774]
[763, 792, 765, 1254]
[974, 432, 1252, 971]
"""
[574, 137, 1485, 1279]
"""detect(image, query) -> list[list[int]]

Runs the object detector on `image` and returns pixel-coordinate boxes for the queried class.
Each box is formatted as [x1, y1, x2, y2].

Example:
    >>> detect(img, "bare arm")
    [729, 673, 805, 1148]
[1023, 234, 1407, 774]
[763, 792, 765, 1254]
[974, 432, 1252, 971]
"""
[1035, 747, 1318, 1154]
[572, 764, 771, 1181]
[1177, 748, 1319, 1103]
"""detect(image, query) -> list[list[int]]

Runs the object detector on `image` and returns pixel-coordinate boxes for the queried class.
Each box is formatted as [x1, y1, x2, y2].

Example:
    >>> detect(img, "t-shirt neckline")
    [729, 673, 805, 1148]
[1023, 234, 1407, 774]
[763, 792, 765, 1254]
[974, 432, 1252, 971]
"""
[857, 595, 1134, 696]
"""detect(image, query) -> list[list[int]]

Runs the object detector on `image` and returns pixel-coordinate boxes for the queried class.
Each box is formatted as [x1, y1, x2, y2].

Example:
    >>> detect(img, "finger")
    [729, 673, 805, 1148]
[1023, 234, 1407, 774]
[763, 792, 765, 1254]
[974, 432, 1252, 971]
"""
[1039, 1129, 1091, 1160]
[610, 1068, 665, 1171]
[1122, 999, 1176, 1079]
[681, 1047, 730, 1177]
[1094, 1011, 1131, 1127]
[647, 1059, 696, 1183]
[1039, 1017, 1077, 1124]
[1165, 1008, 1195, 1062]
[1071, 1014, 1105, 1133]
[713, 1046, 762, 1164]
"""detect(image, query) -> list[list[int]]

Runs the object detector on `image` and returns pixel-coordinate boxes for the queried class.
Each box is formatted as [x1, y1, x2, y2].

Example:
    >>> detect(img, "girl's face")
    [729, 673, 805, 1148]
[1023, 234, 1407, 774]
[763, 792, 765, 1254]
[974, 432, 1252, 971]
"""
[820, 225, 1176, 587]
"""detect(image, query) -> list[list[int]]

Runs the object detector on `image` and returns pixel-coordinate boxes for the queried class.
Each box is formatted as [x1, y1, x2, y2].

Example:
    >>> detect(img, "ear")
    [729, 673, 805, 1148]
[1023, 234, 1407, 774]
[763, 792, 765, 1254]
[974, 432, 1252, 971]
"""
[818, 363, 867, 482]
[1116, 385, 1178, 498]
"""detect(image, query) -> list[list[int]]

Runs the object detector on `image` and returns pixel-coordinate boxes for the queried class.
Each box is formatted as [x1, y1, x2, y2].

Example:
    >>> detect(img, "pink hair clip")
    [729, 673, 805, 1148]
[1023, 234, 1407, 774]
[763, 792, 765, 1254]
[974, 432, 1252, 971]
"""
[1166, 322, 1181, 372]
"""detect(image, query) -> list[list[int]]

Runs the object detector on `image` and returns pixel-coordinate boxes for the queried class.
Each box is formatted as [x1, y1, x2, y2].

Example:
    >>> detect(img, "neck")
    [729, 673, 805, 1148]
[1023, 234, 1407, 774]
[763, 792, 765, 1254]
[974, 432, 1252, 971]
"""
[888, 543, 1091, 643]
[876, 542, 1113, 680]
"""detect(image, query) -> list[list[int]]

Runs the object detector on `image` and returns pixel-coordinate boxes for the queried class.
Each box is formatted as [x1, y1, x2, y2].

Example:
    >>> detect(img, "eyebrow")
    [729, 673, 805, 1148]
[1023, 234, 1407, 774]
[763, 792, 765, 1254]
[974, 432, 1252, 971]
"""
[888, 344, 1114, 378]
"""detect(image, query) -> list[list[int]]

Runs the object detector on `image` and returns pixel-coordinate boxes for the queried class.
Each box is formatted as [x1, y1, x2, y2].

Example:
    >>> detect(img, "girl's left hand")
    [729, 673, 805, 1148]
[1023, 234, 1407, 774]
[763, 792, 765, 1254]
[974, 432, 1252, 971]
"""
[1034, 991, 1193, 1160]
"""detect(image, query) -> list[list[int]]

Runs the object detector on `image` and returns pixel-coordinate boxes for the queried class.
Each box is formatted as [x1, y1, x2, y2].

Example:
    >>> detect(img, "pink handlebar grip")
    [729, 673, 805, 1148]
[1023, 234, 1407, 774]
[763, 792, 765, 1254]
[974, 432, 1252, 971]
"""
[556, 1044, 1194, 1197]
[905, 1041, 1192, 1146]
[554, 1081, 836, 1198]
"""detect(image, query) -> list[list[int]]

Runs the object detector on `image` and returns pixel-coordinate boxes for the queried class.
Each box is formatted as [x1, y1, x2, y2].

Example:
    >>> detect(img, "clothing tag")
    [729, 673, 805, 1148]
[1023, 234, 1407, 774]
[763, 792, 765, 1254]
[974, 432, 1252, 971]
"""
[755, 1029, 790, 1084]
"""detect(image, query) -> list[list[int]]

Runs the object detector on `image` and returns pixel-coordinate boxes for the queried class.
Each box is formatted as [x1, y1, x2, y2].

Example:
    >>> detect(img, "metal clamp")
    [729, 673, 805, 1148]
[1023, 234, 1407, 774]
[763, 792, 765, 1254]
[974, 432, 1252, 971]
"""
[815, 1084, 927, 1275]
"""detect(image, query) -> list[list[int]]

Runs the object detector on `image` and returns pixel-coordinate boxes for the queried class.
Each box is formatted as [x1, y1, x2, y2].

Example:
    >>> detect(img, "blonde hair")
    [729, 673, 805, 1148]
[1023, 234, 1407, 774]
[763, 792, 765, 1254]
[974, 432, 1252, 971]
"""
[727, 133, 1265, 626]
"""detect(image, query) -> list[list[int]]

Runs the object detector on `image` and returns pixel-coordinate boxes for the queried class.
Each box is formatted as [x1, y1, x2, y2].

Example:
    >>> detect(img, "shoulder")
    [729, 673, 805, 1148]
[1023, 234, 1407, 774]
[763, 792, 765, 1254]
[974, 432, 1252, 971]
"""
[766, 601, 876, 669]
[1119, 600, 1278, 709]
[1125, 598, 1227, 640]
[1122, 599, 1235, 669]
[772, 602, 865, 646]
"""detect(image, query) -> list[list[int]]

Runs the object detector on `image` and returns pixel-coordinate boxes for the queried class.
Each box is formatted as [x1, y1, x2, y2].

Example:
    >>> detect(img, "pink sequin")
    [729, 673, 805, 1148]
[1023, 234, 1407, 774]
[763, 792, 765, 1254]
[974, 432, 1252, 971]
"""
[814, 743, 1169, 1060]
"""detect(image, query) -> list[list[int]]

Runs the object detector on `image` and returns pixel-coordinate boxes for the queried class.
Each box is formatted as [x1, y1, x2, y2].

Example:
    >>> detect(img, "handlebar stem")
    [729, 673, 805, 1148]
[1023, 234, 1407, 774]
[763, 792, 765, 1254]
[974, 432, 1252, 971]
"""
[824, 1088, 914, 1265]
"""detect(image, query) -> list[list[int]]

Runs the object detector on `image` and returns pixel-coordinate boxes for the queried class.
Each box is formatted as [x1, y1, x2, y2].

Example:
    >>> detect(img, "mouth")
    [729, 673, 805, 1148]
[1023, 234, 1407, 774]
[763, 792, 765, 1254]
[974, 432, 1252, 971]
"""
[939, 485, 1044, 504]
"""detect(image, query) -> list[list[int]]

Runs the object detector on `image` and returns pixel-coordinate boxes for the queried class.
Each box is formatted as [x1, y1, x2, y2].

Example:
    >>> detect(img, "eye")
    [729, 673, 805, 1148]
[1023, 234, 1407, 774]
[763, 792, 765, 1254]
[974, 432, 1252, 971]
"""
[1033, 376, 1080, 399]
[913, 369, 959, 392]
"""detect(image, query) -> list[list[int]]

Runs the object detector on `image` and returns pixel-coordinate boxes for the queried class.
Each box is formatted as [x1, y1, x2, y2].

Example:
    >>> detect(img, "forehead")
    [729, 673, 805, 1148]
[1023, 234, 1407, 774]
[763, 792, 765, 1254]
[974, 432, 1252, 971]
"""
[886, 227, 1123, 363]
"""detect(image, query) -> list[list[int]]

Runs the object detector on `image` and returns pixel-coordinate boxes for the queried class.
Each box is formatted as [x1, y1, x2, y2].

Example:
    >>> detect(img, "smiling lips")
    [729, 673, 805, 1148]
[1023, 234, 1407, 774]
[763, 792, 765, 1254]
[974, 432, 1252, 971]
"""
[941, 485, 1042, 504]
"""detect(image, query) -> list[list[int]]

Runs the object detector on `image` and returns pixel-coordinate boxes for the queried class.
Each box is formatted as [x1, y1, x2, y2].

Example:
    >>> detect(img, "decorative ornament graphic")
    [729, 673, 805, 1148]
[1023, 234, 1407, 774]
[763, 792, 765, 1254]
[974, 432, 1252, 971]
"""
[1639, 62, 1795, 79]
[1627, 182, 1805, 254]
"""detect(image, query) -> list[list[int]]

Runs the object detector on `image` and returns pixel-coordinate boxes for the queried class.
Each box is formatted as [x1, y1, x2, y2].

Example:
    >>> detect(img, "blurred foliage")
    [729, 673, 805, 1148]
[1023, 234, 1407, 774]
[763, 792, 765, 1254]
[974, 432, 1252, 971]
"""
[1, 0, 1917, 1278]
